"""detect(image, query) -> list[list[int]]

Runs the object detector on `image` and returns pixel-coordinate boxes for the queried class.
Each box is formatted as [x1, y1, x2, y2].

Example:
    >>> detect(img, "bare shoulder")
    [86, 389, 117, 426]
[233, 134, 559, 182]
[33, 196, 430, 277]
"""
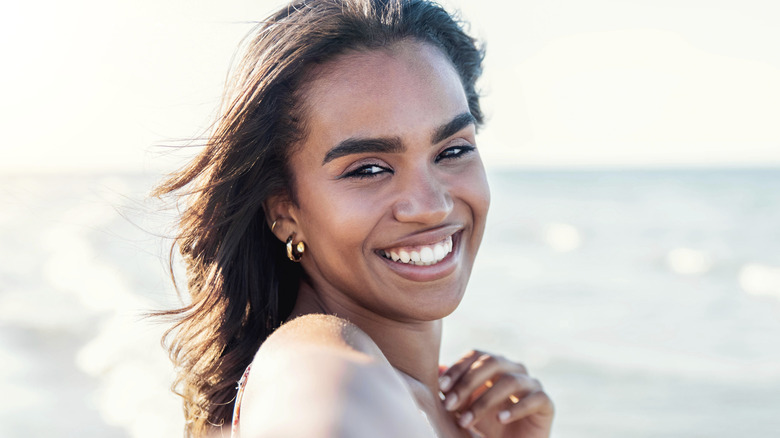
[239, 314, 435, 438]
[259, 313, 385, 362]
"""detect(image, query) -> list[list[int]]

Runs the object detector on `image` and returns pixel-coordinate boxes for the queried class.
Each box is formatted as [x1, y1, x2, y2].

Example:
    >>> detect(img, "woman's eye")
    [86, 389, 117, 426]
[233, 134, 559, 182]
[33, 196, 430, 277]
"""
[436, 145, 475, 162]
[343, 164, 391, 179]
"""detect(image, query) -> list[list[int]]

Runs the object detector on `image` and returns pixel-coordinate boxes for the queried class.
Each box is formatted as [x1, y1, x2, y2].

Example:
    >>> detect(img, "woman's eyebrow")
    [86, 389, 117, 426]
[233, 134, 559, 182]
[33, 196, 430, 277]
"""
[431, 112, 475, 144]
[321, 112, 475, 165]
[322, 137, 404, 165]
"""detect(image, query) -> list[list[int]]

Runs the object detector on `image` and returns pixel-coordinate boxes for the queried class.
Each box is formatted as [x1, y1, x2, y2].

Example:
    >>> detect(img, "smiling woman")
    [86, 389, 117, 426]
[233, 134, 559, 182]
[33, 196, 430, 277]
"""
[154, 1, 552, 437]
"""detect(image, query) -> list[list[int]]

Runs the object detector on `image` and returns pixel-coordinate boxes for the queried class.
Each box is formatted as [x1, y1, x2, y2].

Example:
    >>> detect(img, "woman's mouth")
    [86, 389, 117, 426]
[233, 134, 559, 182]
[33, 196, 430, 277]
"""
[379, 235, 454, 266]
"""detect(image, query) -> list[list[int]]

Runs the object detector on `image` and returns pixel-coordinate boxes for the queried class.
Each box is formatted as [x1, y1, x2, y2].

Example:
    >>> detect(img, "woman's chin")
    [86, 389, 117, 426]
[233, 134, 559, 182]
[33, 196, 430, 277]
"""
[394, 285, 467, 322]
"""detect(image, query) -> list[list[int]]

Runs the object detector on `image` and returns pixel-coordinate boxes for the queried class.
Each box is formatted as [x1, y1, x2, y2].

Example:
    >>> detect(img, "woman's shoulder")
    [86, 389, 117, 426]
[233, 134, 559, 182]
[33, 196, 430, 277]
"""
[259, 313, 386, 362]
[238, 314, 435, 438]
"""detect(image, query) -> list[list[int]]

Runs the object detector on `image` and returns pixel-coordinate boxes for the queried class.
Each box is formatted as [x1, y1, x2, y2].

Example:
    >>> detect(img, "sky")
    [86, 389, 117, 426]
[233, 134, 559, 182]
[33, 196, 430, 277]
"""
[1, 0, 779, 173]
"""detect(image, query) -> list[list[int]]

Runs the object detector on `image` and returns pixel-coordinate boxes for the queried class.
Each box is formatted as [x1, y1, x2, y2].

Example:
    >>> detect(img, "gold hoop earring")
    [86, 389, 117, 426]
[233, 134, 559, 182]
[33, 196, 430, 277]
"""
[286, 233, 305, 262]
[271, 220, 278, 233]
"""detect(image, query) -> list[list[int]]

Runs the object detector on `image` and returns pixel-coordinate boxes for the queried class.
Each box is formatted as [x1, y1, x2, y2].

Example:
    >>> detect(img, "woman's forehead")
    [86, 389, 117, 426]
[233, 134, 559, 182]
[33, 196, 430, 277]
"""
[305, 41, 457, 96]
[295, 41, 470, 154]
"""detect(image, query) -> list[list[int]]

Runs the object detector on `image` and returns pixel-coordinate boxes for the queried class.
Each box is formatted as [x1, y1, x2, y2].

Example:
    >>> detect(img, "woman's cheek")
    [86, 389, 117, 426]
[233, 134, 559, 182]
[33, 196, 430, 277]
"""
[313, 187, 384, 239]
[452, 161, 491, 217]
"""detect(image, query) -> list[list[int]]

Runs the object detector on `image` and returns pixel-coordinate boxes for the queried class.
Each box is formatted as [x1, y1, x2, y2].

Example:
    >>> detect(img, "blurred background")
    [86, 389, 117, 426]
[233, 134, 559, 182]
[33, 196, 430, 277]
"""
[2, 0, 779, 436]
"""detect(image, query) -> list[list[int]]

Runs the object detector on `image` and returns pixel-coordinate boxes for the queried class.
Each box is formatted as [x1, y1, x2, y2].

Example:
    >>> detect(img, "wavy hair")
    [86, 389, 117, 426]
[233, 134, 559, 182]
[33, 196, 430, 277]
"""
[154, 0, 485, 435]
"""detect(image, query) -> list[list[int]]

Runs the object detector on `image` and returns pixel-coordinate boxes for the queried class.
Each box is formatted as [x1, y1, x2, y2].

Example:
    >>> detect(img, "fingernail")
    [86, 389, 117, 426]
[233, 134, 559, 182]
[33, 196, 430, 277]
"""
[444, 393, 458, 411]
[498, 410, 511, 423]
[439, 375, 452, 391]
[458, 411, 474, 428]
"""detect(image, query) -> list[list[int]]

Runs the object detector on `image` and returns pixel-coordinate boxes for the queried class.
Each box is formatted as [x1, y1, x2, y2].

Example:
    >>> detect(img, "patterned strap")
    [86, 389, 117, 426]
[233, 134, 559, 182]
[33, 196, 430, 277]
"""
[231, 365, 252, 438]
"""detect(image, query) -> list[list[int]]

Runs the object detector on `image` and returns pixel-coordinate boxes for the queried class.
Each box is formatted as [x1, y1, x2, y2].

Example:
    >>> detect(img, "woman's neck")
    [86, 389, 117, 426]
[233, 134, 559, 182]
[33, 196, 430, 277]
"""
[290, 279, 443, 396]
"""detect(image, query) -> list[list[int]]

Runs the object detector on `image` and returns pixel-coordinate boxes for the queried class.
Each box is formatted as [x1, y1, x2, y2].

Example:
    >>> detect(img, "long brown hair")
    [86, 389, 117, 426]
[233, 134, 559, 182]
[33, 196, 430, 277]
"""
[155, 0, 485, 435]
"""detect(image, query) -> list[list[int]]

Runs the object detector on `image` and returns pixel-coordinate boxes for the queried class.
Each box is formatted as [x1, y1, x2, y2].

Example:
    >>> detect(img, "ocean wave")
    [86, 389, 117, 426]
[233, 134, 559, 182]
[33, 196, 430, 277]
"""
[543, 222, 582, 252]
[666, 247, 713, 275]
[740, 263, 780, 299]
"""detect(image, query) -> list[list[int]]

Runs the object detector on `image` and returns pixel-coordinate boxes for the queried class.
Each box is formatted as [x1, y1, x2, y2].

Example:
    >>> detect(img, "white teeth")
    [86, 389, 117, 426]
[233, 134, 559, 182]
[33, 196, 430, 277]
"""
[381, 235, 455, 266]
[433, 244, 446, 260]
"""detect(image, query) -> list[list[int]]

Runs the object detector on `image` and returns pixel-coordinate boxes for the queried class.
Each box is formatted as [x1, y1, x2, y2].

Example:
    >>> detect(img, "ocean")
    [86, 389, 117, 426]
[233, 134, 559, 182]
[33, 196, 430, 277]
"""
[1, 168, 779, 437]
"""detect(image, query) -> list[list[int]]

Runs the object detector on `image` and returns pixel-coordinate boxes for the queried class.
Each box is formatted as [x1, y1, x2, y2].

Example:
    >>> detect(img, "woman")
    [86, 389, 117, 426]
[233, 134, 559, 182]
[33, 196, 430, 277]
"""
[156, 0, 553, 436]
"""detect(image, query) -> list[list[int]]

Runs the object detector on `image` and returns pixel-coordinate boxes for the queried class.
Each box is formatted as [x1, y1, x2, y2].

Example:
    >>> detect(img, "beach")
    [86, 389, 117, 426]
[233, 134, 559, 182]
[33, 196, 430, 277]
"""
[1, 168, 779, 437]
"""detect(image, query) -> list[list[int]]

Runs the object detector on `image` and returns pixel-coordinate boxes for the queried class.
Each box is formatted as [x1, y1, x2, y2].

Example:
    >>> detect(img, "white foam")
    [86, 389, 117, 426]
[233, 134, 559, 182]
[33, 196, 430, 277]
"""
[544, 222, 582, 252]
[61, 201, 120, 229]
[0, 288, 89, 330]
[666, 247, 712, 275]
[43, 251, 137, 313]
[40, 222, 142, 313]
[39, 223, 93, 256]
[0, 339, 42, 422]
[739, 263, 780, 299]
[77, 313, 182, 437]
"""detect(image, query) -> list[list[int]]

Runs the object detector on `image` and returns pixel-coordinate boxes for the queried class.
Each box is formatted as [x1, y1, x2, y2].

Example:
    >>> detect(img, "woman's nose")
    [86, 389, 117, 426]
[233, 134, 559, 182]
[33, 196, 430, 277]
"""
[392, 168, 453, 225]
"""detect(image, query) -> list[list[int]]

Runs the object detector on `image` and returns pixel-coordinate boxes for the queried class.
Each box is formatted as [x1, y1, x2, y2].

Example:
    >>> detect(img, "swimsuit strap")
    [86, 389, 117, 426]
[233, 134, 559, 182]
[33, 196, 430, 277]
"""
[231, 364, 252, 438]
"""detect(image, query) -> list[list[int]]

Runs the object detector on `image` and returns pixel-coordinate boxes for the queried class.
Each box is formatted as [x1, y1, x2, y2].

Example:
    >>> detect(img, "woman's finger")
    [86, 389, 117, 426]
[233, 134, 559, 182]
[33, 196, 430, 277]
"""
[457, 373, 542, 428]
[497, 390, 555, 425]
[438, 350, 483, 392]
[441, 352, 527, 413]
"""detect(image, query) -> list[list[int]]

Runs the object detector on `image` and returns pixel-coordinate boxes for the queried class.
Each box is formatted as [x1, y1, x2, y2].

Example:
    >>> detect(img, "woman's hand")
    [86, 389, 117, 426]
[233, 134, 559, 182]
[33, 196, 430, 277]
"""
[439, 350, 553, 438]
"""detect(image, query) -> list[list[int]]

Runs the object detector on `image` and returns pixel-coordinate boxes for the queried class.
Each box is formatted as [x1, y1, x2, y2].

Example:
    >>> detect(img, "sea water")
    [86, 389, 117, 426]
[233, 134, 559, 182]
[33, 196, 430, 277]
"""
[1, 169, 779, 437]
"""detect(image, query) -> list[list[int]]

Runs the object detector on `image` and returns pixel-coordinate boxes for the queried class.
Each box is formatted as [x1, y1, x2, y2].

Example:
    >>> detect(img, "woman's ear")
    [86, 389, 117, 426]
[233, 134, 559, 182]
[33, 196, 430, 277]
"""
[264, 193, 299, 243]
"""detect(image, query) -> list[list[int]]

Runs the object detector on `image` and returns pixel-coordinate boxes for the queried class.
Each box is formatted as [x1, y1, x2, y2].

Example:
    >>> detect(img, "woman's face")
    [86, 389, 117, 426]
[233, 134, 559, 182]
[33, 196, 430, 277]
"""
[283, 41, 489, 323]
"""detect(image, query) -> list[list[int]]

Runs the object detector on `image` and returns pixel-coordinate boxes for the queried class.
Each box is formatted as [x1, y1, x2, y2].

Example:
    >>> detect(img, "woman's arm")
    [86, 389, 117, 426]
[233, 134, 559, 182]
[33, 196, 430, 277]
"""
[238, 314, 435, 438]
